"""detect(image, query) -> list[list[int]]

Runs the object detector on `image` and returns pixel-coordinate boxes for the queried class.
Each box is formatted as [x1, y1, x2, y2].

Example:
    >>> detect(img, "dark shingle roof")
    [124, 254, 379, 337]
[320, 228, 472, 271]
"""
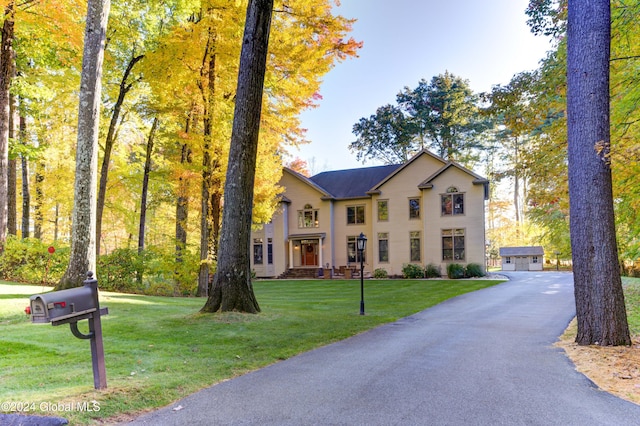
[309, 164, 402, 199]
[499, 246, 545, 256]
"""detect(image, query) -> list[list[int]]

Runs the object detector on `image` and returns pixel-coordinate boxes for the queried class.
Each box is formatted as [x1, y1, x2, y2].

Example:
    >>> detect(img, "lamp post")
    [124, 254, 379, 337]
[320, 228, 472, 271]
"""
[357, 232, 367, 315]
[555, 251, 560, 271]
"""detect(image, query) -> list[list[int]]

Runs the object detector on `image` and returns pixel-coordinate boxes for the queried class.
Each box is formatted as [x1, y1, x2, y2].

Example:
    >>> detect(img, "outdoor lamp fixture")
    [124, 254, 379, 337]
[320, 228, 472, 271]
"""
[357, 232, 367, 315]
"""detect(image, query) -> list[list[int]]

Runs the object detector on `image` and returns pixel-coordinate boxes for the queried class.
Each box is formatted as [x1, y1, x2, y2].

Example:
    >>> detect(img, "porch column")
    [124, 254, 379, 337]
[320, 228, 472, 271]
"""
[288, 240, 294, 268]
[318, 238, 323, 268]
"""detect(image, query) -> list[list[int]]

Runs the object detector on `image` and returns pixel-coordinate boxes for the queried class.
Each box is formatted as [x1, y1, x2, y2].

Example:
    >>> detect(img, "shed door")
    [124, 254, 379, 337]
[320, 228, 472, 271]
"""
[515, 256, 529, 271]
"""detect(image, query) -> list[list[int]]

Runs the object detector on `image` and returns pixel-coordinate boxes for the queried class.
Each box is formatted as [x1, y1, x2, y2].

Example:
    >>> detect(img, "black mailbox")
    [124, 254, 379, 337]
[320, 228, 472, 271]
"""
[29, 286, 97, 324]
[27, 272, 108, 389]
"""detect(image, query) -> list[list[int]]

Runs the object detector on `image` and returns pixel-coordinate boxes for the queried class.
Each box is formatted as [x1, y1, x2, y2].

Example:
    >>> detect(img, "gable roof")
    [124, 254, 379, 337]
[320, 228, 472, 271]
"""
[309, 164, 402, 199]
[418, 162, 489, 189]
[369, 149, 447, 192]
[499, 246, 545, 256]
[283, 168, 333, 198]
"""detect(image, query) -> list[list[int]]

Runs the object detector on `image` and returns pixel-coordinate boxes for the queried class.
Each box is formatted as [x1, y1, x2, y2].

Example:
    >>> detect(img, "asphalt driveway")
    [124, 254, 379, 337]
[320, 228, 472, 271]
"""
[126, 272, 640, 426]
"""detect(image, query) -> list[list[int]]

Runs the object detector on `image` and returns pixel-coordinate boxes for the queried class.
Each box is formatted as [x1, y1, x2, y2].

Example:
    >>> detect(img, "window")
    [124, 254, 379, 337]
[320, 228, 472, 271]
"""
[532, 256, 538, 264]
[442, 229, 465, 261]
[298, 205, 319, 228]
[409, 198, 420, 219]
[441, 188, 464, 216]
[347, 236, 365, 263]
[505, 256, 511, 264]
[267, 238, 273, 264]
[377, 200, 389, 221]
[410, 231, 421, 262]
[378, 232, 389, 262]
[253, 238, 263, 264]
[347, 205, 365, 225]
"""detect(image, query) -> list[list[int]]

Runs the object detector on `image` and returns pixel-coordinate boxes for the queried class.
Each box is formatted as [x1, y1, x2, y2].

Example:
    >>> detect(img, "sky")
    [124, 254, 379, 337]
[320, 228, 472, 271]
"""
[293, 0, 553, 174]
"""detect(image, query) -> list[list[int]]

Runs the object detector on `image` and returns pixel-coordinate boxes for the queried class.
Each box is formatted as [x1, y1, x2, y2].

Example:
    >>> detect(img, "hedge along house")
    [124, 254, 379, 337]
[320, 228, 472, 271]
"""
[250, 149, 489, 278]
[499, 246, 545, 271]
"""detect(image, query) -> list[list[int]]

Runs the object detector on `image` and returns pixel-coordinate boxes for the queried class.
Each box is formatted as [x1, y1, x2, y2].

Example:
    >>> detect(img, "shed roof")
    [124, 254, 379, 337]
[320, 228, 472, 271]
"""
[499, 246, 545, 256]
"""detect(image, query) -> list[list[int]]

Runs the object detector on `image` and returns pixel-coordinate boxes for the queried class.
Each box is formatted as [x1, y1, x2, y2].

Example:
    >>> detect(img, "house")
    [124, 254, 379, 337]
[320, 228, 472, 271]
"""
[499, 246, 545, 271]
[250, 149, 489, 278]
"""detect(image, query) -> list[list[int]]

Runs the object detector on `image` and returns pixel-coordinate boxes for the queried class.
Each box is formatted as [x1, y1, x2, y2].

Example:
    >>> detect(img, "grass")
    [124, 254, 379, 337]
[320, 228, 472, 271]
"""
[0, 278, 504, 424]
[622, 277, 640, 335]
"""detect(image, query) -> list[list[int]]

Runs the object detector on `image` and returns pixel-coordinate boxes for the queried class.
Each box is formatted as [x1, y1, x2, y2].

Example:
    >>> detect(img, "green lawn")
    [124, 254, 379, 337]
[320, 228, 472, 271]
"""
[1, 277, 500, 424]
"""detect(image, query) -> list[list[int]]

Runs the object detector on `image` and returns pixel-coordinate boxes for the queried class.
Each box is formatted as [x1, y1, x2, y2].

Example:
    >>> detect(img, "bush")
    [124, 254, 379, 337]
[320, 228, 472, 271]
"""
[424, 263, 441, 278]
[373, 268, 388, 278]
[447, 263, 465, 279]
[465, 263, 485, 278]
[0, 236, 69, 284]
[402, 263, 424, 279]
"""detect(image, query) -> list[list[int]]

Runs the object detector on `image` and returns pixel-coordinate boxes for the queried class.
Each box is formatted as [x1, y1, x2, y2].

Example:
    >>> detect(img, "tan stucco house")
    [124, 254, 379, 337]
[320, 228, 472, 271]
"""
[499, 246, 545, 271]
[251, 149, 489, 278]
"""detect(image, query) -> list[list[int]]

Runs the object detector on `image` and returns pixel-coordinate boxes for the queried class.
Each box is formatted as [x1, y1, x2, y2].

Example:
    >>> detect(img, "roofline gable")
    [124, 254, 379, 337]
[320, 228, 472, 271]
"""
[283, 167, 334, 199]
[371, 149, 447, 191]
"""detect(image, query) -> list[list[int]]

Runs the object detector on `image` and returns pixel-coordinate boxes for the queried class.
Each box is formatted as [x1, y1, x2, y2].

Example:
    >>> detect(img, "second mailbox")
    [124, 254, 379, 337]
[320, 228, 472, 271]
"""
[29, 286, 97, 324]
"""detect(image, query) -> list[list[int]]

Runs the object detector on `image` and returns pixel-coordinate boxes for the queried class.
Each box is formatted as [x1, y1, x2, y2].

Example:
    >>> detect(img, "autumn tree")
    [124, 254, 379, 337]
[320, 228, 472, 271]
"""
[201, 0, 274, 313]
[58, 0, 111, 289]
[0, 1, 15, 252]
[566, 0, 629, 345]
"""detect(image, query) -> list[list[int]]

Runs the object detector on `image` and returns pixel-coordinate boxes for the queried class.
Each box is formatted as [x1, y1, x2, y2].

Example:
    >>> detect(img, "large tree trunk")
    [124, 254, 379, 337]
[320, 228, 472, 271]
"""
[202, 0, 274, 313]
[57, 0, 111, 289]
[197, 45, 216, 298]
[19, 112, 29, 238]
[96, 53, 143, 256]
[0, 2, 15, 252]
[567, 0, 630, 346]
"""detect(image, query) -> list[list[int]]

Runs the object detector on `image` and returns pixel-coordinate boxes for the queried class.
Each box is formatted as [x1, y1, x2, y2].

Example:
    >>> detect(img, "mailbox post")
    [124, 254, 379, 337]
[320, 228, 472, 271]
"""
[27, 271, 108, 389]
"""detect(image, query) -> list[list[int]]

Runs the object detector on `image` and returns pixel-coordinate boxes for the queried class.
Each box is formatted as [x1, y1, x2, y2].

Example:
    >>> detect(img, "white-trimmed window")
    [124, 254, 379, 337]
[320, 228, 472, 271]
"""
[298, 204, 319, 228]
[532, 256, 539, 264]
[347, 205, 365, 225]
[253, 238, 263, 264]
[409, 198, 420, 219]
[442, 229, 465, 261]
[377, 200, 389, 221]
[410, 231, 421, 262]
[378, 232, 389, 263]
[441, 187, 464, 216]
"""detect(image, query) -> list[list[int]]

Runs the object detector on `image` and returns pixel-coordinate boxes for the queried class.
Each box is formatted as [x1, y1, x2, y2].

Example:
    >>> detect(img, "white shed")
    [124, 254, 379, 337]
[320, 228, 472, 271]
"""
[500, 246, 544, 271]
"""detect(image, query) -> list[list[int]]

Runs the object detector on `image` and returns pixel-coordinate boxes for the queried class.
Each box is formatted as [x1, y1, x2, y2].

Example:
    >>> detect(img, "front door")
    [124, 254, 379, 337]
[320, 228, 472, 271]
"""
[301, 242, 318, 266]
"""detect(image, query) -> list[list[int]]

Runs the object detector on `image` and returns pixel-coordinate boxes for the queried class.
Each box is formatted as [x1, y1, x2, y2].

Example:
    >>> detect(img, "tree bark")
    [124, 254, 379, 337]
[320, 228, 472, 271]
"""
[19, 112, 29, 238]
[57, 0, 111, 289]
[34, 162, 44, 239]
[175, 112, 193, 276]
[0, 2, 15, 252]
[567, 0, 630, 346]
[201, 0, 274, 313]
[197, 44, 216, 298]
[96, 53, 143, 256]
[138, 117, 158, 253]
[7, 91, 16, 236]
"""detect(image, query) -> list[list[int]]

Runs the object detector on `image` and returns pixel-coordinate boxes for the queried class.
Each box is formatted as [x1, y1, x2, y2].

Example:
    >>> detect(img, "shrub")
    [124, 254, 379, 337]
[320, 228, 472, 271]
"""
[465, 263, 485, 278]
[402, 263, 424, 279]
[424, 263, 441, 278]
[447, 263, 465, 279]
[373, 268, 388, 278]
[0, 236, 69, 284]
[98, 248, 145, 293]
